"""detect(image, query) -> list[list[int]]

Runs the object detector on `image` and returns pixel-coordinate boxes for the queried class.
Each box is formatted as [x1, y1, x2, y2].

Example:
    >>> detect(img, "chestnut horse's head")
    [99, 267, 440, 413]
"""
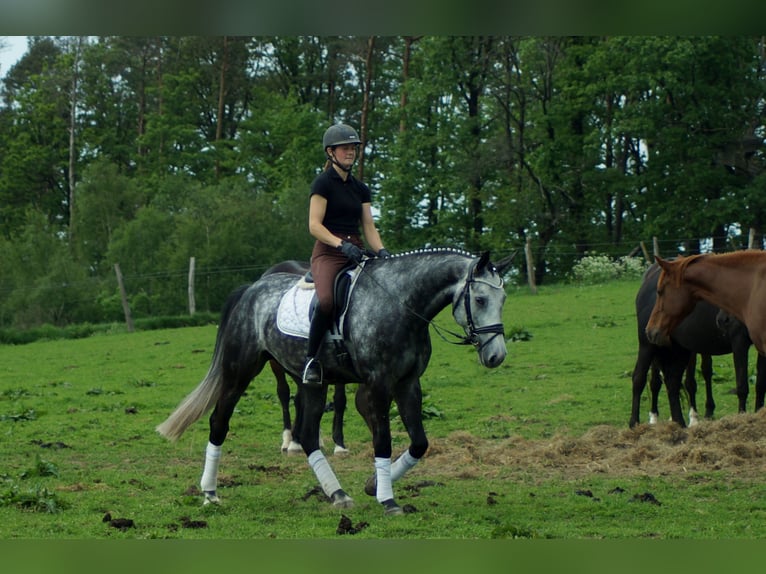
[645, 255, 701, 346]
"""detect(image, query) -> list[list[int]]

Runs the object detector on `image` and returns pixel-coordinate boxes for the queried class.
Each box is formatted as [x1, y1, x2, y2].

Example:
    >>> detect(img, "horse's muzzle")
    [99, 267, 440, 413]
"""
[475, 329, 507, 368]
[645, 326, 671, 347]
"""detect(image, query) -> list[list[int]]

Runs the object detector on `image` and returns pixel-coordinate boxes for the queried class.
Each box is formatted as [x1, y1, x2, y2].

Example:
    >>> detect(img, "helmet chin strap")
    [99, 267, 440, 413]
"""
[330, 157, 353, 173]
[328, 148, 354, 173]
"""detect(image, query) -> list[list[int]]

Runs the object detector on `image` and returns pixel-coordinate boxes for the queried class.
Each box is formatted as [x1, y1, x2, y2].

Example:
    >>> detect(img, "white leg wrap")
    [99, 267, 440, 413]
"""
[390, 449, 419, 483]
[200, 442, 221, 493]
[374, 457, 394, 503]
[308, 450, 342, 497]
[689, 408, 699, 426]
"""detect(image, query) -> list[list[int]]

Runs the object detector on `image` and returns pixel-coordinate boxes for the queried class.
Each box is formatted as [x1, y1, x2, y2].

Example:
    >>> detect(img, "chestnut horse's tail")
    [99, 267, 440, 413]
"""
[156, 284, 250, 442]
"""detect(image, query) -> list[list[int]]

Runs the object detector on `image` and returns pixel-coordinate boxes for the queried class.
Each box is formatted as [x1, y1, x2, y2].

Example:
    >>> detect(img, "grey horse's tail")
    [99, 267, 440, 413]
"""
[156, 284, 250, 442]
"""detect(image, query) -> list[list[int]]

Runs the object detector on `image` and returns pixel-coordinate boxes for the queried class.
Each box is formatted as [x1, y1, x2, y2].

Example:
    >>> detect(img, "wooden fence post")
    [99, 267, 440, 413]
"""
[525, 236, 538, 294]
[114, 263, 134, 333]
[652, 236, 660, 258]
[639, 241, 652, 264]
[188, 256, 196, 316]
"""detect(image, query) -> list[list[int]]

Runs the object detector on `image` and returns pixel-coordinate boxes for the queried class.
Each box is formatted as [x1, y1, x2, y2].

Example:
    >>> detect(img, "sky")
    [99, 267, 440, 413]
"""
[0, 36, 28, 77]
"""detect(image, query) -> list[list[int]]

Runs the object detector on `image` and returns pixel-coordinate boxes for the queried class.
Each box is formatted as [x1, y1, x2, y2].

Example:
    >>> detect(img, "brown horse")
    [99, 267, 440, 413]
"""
[645, 251, 766, 412]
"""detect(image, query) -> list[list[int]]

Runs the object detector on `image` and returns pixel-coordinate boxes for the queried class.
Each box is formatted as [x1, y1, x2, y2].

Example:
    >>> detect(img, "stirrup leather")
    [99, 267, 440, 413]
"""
[302, 357, 323, 386]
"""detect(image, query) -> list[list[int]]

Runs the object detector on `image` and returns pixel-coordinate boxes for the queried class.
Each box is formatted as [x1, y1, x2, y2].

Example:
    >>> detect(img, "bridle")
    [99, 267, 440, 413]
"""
[453, 262, 506, 351]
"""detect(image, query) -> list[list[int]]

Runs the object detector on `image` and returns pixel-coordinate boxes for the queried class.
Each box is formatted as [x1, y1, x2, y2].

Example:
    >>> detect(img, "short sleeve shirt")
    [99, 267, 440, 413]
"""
[310, 168, 372, 236]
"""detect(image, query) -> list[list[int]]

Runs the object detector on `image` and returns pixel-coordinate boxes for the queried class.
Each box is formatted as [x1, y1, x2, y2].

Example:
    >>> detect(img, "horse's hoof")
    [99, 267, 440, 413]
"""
[330, 489, 354, 508]
[203, 491, 220, 505]
[281, 430, 292, 452]
[286, 441, 303, 456]
[381, 499, 404, 516]
[334, 445, 349, 455]
[364, 474, 377, 496]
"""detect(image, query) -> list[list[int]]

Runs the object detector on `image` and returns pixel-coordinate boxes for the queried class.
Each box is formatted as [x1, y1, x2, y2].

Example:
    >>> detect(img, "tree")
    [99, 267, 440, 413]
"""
[1, 35, 765, 327]
[0, 37, 69, 236]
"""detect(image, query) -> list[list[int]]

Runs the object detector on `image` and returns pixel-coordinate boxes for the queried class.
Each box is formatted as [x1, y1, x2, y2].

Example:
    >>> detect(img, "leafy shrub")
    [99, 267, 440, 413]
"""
[0, 312, 219, 346]
[0, 482, 66, 513]
[506, 326, 533, 342]
[20, 456, 60, 479]
[570, 254, 647, 285]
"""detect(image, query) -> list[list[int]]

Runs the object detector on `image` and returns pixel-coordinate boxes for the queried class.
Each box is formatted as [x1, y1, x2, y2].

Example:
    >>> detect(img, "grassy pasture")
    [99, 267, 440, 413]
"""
[2, 278, 766, 539]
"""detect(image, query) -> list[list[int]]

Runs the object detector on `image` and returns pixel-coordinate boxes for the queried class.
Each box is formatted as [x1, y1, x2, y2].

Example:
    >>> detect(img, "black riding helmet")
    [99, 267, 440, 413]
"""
[323, 123, 361, 150]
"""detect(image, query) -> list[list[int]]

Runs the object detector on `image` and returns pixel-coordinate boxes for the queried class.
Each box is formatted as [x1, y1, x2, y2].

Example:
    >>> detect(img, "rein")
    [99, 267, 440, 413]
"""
[357, 256, 505, 349]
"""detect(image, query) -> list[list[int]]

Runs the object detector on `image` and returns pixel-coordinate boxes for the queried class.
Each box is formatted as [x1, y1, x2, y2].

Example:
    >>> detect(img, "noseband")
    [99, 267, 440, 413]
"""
[455, 264, 505, 350]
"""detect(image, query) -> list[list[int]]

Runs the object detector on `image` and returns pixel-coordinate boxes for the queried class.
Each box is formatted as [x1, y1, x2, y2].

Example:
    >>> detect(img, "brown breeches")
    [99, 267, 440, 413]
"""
[310, 233, 363, 314]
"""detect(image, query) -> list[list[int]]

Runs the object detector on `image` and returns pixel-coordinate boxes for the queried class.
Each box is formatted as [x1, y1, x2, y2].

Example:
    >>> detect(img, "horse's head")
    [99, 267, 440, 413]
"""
[645, 255, 699, 346]
[452, 251, 513, 368]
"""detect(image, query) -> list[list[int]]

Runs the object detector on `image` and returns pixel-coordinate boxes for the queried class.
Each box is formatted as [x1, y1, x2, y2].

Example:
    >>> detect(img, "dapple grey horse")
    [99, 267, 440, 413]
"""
[157, 249, 513, 515]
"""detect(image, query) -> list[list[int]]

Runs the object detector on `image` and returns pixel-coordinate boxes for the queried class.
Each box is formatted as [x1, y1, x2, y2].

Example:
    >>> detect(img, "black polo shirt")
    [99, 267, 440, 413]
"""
[310, 167, 372, 236]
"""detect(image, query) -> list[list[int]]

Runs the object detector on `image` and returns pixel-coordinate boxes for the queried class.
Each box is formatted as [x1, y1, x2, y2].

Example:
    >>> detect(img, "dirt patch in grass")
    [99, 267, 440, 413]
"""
[425, 408, 766, 480]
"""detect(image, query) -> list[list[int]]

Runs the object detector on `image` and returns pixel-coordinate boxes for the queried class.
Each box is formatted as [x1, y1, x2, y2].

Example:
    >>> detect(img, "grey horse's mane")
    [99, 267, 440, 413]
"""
[388, 247, 475, 259]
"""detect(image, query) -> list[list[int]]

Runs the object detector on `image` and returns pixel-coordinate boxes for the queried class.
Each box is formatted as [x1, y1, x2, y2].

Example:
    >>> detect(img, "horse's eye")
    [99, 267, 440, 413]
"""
[474, 296, 486, 307]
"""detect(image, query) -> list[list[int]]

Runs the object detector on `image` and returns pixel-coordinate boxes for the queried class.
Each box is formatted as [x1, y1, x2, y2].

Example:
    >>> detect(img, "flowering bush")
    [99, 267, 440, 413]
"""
[570, 254, 647, 285]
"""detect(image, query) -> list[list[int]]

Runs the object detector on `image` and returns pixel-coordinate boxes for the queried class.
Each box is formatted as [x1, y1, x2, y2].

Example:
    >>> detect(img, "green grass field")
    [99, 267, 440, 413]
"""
[2, 278, 765, 539]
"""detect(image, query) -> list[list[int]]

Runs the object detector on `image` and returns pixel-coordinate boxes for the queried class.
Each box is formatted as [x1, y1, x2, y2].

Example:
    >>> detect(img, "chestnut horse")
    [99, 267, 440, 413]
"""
[645, 251, 766, 413]
[633, 263, 762, 427]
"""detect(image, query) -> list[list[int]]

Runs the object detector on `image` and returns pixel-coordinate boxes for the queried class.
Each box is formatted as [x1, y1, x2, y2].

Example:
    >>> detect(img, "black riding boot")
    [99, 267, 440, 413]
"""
[303, 309, 332, 387]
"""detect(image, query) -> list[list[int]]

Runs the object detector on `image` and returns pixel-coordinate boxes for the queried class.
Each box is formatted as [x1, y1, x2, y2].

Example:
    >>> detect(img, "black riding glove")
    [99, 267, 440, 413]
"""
[377, 248, 391, 259]
[339, 240, 363, 264]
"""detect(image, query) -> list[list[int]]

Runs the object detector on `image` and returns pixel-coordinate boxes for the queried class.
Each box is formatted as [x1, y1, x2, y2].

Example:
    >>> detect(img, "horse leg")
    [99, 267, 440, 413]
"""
[754, 353, 766, 412]
[285, 382, 305, 455]
[699, 354, 715, 419]
[272, 359, 293, 452]
[355, 381, 404, 516]
[663, 353, 689, 427]
[331, 384, 349, 454]
[648, 361, 662, 425]
[202, 355, 266, 505]
[299, 384, 352, 508]
[362, 376, 426, 515]
[630, 345, 654, 427]
[684, 354, 700, 426]
[731, 346, 750, 413]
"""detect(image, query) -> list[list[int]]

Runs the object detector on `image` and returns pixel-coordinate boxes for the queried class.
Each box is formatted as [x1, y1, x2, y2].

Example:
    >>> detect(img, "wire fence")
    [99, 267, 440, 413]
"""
[2, 231, 763, 332]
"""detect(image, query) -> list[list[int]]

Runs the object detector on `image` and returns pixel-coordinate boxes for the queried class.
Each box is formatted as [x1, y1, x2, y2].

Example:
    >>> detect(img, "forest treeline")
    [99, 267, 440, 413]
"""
[0, 36, 764, 329]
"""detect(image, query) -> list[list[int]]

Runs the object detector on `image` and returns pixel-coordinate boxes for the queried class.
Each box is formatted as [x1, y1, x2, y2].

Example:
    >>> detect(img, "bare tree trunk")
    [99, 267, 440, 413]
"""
[399, 36, 421, 134]
[136, 39, 155, 158]
[357, 36, 375, 182]
[215, 36, 229, 179]
[68, 36, 83, 240]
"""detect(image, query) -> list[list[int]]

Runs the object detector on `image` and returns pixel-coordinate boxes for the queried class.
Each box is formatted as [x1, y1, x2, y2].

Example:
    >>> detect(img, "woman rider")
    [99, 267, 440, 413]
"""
[302, 123, 390, 386]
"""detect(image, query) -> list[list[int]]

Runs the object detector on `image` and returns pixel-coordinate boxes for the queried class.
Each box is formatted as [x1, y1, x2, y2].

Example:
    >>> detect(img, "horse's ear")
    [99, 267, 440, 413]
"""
[476, 251, 491, 272]
[655, 256, 671, 271]
[493, 252, 516, 276]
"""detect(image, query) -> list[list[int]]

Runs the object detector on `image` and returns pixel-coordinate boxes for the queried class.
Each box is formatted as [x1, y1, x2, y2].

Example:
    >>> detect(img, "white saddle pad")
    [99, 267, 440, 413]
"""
[276, 282, 315, 339]
[275, 265, 364, 340]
